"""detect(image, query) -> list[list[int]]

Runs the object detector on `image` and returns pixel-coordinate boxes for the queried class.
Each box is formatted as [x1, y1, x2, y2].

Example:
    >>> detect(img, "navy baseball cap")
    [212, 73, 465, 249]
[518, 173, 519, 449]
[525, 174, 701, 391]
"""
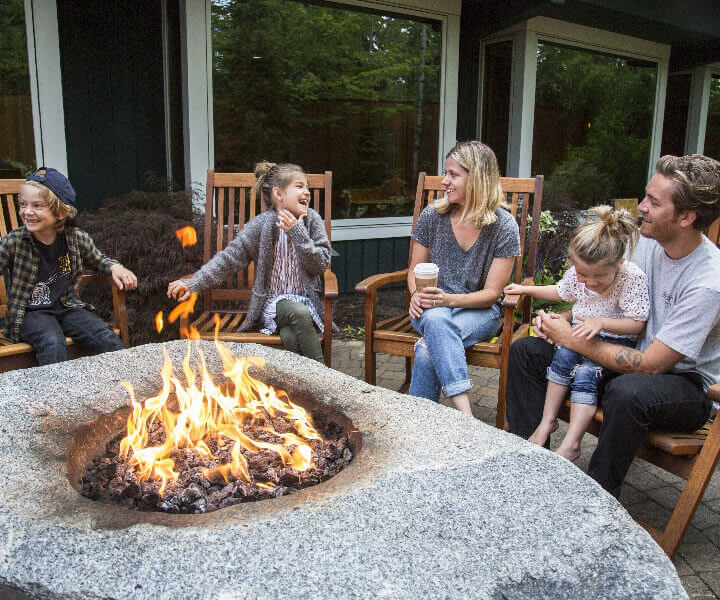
[26, 167, 76, 206]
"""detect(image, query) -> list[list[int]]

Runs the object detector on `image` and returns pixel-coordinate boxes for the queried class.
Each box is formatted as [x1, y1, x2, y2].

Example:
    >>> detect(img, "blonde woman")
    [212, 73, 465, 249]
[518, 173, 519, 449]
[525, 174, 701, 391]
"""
[407, 141, 520, 415]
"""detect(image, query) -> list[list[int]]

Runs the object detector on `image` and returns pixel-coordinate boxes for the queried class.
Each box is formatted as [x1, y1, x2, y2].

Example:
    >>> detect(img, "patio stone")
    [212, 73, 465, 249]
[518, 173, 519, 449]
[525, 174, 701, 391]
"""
[679, 575, 716, 599]
[0, 341, 688, 599]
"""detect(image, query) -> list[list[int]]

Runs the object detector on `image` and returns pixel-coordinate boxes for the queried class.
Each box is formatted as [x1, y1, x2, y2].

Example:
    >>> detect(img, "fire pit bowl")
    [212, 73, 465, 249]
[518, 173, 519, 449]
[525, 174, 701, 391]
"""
[0, 340, 685, 599]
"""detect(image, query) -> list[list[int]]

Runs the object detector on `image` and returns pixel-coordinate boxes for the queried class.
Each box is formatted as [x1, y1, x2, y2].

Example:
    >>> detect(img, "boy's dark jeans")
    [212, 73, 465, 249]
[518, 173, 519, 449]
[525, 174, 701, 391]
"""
[506, 336, 711, 497]
[19, 307, 125, 366]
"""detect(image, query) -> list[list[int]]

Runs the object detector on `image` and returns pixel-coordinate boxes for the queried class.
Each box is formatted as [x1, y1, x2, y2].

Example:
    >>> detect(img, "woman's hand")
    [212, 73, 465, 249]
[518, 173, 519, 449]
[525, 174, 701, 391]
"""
[276, 209, 303, 232]
[109, 264, 137, 291]
[409, 290, 423, 319]
[417, 287, 452, 310]
[572, 316, 604, 339]
[167, 279, 191, 302]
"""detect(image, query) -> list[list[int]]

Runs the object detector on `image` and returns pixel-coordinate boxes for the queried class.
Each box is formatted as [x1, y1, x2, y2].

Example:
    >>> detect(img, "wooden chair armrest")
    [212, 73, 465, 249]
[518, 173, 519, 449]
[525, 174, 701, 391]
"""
[323, 269, 338, 299]
[501, 277, 535, 309]
[355, 269, 409, 295]
[79, 273, 129, 347]
[708, 383, 720, 404]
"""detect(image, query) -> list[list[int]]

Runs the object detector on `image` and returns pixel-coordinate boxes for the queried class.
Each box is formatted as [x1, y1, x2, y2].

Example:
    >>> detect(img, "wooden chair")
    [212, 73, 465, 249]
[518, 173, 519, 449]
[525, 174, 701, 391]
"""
[181, 171, 337, 366]
[555, 215, 720, 558]
[0, 179, 129, 373]
[355, 172, 543, 428]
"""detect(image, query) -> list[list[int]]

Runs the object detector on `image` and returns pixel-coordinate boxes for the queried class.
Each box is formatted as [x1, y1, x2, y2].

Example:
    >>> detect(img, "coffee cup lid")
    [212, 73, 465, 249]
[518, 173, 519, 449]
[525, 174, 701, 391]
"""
[414, 262, 439, 275]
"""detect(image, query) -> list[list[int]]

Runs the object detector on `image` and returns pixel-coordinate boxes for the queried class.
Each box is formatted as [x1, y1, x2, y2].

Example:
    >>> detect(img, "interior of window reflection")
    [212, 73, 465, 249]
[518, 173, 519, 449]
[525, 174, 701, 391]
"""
[532, 42, 657, 211]
[0, 0, 36, 178]
[481, 40, 512, 175]
[211, 0, 441, 220]
[705, 75, 720, 161]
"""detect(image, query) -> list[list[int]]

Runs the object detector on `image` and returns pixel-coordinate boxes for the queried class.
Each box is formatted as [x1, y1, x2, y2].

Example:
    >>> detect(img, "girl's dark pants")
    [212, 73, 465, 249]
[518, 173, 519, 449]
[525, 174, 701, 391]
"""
[506, 336, 711, 497]
[19, 307, 125, 366]
[275, 299, 324, 363]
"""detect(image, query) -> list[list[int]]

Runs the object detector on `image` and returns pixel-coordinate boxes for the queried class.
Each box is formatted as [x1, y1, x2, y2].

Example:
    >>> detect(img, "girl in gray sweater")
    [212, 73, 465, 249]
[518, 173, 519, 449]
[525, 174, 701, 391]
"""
[168, 162, 331, 362]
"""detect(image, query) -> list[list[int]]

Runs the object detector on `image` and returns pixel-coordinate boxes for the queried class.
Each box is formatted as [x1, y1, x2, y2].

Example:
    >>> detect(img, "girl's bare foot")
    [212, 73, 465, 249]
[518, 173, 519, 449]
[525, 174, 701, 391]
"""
[528, 419, 558, 446]
[555, 443, 581, 462]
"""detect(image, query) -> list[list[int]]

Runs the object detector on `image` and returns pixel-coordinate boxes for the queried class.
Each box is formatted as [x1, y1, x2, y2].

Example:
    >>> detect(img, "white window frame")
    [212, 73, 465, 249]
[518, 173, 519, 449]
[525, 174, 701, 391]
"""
[479, 17, 671, 184]
[183, 0, 460, 240]
[685, 63, 720, 155]
[23, 0, 67, 173]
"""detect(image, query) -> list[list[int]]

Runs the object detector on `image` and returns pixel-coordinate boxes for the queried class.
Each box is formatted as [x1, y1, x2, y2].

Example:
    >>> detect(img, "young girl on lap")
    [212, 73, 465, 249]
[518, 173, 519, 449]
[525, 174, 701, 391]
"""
[504, 206, 649, 460]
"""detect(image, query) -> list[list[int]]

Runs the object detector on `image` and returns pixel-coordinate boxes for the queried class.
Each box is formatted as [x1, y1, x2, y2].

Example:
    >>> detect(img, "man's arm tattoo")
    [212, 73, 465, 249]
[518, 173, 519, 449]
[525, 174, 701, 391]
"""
[614, 347, 643, 372]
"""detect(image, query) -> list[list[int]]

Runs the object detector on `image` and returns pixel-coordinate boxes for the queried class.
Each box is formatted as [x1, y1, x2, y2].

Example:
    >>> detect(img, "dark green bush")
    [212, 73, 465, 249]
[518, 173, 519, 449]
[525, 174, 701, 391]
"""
[76, 190, 203, 346]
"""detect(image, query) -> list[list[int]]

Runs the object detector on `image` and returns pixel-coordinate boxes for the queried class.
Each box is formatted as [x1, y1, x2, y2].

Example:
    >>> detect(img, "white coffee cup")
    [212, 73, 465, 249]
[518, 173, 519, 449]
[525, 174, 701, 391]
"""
[414, 262, 439, 291]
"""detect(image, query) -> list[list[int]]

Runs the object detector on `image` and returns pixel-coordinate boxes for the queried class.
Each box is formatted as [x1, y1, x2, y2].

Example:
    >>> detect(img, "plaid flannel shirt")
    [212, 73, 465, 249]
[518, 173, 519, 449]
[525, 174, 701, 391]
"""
[0, 226, 117, 343]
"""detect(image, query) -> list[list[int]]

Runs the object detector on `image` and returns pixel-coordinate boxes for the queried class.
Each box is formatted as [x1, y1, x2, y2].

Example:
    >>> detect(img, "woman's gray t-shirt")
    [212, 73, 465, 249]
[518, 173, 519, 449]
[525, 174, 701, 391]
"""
[411, 205, 520, 295]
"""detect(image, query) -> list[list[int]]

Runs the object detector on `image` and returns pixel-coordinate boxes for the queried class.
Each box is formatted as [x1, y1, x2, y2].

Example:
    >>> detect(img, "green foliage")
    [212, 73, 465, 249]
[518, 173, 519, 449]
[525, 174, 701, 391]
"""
[338, 325, 365, 340]
[535, 43, 656, 209]
[0, 0, 29, 94]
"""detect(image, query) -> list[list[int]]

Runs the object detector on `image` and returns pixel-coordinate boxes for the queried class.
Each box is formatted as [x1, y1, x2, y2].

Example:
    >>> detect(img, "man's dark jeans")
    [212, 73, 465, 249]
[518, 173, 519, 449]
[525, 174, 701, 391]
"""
[19, 307, 125, 366]
[506, 336, 712, 497]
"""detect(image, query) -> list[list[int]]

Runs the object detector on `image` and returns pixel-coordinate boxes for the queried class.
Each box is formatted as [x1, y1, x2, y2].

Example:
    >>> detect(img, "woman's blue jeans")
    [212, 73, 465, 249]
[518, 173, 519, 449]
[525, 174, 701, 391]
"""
[409, 304, 501, 401]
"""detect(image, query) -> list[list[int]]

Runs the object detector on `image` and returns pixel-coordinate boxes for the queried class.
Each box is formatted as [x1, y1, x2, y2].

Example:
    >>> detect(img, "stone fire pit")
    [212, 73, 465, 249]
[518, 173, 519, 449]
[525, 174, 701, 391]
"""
[0, 341, 686, 599]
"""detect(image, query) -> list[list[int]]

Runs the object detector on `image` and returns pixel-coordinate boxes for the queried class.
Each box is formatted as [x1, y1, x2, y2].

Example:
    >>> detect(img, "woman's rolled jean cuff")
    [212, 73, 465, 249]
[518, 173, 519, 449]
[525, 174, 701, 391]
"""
[569, 391, 598, 405]
[443, 378, 473, 398]
[546, 367, 571, 387]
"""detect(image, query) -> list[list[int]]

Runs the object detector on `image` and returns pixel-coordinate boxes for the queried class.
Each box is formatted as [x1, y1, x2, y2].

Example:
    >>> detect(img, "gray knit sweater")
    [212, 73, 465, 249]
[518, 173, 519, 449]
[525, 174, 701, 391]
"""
[188, 209, 331, 331]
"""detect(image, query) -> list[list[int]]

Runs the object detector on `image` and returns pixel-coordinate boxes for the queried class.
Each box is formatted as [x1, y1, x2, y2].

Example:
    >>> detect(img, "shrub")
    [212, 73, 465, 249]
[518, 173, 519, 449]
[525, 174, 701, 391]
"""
[76, 190, 203, 346]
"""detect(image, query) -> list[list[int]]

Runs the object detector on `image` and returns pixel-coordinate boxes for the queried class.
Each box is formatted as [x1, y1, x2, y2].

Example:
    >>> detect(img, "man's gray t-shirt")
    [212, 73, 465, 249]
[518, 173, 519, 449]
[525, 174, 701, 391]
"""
[411, 205, 520, 296]
[631, 234, 720, 391]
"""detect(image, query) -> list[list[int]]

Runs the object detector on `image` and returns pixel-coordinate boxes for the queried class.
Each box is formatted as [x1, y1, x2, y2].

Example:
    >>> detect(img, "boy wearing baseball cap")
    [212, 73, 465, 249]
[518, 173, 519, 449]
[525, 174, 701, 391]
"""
[0, 167, 137, 364]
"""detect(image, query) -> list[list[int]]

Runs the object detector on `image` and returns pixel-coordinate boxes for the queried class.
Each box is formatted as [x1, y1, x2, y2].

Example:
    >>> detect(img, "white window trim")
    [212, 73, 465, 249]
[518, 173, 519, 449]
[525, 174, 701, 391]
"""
[686, 63, 720, 155]
[184, 0, 460, 240]
[24, 0, 67, 173]
[480, 17, 671, 184]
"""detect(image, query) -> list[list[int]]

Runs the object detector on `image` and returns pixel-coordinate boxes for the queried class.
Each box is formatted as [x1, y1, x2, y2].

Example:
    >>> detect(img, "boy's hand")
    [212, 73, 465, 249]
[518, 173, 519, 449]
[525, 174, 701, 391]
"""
[503, 283, 524, 296]
[110, 264, 137, 291]
[572, 316, 604, 339]
[168, 279, 191, 301]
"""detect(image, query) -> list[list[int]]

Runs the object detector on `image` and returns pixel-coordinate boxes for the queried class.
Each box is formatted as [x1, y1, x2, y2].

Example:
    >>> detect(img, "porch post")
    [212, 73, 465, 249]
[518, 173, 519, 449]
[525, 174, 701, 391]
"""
[506, 27, 537, 178]
[24, 0, 67, 173]
[684, 66, 711, 155]
[179, 0, 213, 205]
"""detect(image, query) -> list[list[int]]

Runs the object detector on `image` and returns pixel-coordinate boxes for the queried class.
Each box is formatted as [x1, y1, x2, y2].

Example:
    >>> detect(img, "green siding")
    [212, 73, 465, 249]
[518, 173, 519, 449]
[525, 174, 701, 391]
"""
[57, 0, 168, 210]
[333, 237, 410, 294]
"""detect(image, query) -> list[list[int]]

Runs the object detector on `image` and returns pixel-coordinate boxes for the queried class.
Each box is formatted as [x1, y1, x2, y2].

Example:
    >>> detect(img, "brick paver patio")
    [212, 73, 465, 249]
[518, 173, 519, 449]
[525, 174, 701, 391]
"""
[331, 339, 720, 599]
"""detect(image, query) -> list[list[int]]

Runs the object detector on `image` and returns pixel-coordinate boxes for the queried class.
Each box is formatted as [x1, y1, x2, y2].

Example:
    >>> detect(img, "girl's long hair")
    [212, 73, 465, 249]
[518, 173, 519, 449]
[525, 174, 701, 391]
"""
[433, 140, 506, 228]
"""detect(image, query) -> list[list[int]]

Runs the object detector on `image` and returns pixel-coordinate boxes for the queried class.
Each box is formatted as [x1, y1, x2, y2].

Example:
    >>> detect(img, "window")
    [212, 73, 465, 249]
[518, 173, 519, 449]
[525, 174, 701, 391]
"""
[211, 0, 442, 219]
[705, 74, 720, 161]
[660, 72, 692, 157]
[0, 0, 36, 177]
[532, 42, 657, 210]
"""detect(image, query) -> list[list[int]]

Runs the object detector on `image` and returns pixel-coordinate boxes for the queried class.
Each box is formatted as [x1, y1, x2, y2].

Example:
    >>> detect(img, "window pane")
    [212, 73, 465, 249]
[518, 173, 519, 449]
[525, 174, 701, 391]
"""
[705, 75, 720, 161]
[532, 42, 656, 210]
[211, 0, 441, 219]
[0, 0, 36, 177]
[481, 41, 512, 175]
[660, 72, 691, 157]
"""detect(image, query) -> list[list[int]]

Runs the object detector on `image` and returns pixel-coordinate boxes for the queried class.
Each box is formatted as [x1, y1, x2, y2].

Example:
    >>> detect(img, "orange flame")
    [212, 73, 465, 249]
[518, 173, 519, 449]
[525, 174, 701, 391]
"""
[175, 226, 197, 248]
[155, 311, 164, 333]
[168, 292, 197, 325]
[118, 339, 321, 495]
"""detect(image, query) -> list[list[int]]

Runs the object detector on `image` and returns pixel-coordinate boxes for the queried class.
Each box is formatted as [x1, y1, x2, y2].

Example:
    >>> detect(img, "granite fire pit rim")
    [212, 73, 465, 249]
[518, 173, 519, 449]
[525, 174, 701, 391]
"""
[0, 341, 688, 600]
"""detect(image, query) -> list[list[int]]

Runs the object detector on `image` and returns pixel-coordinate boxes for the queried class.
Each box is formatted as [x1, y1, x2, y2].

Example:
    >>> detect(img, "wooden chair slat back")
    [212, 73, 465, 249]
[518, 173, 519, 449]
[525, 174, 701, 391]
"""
[0, 180, 24, 310]
[409, 173, 544, 285]
[708, 217, 720, 247]
[0, 180, 23, 239]
[203, 170, 332, 312]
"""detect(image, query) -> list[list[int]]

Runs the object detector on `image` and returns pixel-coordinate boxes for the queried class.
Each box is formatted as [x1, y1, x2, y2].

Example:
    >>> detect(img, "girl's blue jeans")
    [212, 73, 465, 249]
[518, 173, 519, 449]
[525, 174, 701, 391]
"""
[547, 335, 636, 405]
[409, 304, 501, 401]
